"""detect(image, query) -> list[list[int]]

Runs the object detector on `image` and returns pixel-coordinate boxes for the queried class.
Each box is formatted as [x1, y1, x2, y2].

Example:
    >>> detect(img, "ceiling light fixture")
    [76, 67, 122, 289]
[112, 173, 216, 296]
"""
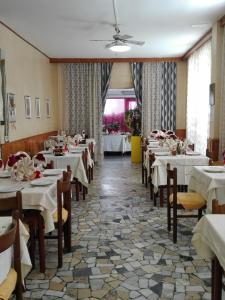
[109, 42, 131, 52]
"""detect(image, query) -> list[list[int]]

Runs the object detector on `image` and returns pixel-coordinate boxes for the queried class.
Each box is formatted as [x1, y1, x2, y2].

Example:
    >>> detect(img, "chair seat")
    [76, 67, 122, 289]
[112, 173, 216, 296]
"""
[53, 208, 68, 223]
[169, 192, 206, 209]
[0, 268, 17, 300]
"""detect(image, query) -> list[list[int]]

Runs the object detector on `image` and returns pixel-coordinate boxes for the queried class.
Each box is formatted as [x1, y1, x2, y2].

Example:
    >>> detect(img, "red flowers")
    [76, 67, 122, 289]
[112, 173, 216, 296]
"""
[35, 153, 45, 161]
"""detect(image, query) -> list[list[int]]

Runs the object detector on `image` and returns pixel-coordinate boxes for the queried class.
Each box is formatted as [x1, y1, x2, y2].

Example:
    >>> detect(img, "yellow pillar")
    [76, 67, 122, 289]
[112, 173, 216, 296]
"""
[131, 136, 141, 163]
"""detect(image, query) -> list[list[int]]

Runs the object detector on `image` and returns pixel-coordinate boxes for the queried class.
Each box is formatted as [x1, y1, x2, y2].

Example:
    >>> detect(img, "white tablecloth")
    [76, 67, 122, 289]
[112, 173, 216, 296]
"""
[152, 154, 209, 191]
[0, 173, 65, 233]
[0, 217, 32, 285]
[43, 153, 88, 187]
[192, 214, 225, 270]
[103, 135, 131, 153]
[69, 147, 94, 167]
[189, 166, 225, 211]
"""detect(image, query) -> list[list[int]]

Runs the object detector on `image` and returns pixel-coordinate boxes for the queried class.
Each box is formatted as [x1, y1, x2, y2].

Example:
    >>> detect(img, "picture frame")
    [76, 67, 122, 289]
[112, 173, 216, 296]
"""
[7, 93, 16, 123]
[35, 97, 41, 118]
[209, 83, 215, 106]
[46, 98, 51, 118]
[24, 95, 31, 118]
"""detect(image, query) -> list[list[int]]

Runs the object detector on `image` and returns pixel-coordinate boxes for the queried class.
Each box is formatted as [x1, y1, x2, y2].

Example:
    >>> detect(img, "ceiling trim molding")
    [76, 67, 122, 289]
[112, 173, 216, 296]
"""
[182, 29, 212, 60]
[49, 57, 182, 63]
[0, 20, 49, 59]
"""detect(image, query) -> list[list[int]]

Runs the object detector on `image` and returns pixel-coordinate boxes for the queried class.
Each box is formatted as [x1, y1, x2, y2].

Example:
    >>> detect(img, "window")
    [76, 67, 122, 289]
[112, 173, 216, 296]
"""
[187, 40, 211, 154]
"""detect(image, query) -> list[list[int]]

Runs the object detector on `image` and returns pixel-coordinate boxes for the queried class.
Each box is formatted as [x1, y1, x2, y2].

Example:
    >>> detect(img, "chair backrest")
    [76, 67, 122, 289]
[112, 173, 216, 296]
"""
[166, 163, 178, 204]
[88, 142, 94, 160]
[56, 171, 72, 224]
[0, 191, 23, 217]
[0, 218, 17, 253]
[0, 210, 22, 299]
[149, 152, 155, 175]
[82, 150, 88, 174]
[212, 199, 225, 214]
[44, 160, 54, 169]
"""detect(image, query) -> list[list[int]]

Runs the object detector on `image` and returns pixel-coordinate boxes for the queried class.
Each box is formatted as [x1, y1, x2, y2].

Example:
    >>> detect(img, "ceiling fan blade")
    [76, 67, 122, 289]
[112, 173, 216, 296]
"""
[90, 39, 115, 42]
[124, 40, 145, 46]
[105, 41, 117, 48]
[113, 34, 133, 40]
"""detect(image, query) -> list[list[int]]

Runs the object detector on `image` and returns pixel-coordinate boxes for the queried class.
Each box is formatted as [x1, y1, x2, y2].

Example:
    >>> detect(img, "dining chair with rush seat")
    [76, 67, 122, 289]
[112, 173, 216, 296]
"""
[166, 163, 206, 243]
[44, 170, 72, 268]
[0, 203, 23, 300]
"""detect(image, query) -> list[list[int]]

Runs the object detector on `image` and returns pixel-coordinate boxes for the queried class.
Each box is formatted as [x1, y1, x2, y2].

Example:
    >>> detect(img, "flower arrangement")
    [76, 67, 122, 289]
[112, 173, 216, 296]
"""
[125, 107, 141, 136]
[32, 153, 47, 168]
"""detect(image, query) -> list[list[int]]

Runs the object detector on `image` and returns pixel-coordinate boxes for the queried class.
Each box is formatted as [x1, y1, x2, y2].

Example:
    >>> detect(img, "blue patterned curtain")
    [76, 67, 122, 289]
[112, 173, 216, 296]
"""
[101, 62, 113, 110]
[130, 62, 143, 105]
[161, 62, 177, 131]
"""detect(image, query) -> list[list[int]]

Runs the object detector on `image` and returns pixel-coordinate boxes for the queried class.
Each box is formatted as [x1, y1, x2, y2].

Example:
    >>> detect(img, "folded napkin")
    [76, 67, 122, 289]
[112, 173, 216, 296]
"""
[16, 157, 35, 181]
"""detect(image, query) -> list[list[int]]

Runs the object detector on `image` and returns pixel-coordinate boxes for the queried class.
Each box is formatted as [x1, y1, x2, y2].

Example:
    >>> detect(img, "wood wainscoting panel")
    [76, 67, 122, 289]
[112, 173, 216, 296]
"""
[1, 131, 57, 163]
[176, 129, 186, 140]
[207, 138, 219, 161]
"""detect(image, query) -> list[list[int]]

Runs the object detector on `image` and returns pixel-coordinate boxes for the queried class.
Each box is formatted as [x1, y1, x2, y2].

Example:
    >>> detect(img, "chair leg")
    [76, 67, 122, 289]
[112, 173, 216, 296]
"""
[211, 257, 222, 300]
[153, 192, 157, 206]
[29, 225, 36, 268]
[58, 222, 63, 268]
[142, 166, 144, 184]
[37, 215, 46, 273]
[160, 186, 164, 207]
[63, 221, 71, 253]
[145, 169, 148, 188]
[198, 209, 203, 220]
[167, 204, 171, 232]
[173, 204, 177, 243]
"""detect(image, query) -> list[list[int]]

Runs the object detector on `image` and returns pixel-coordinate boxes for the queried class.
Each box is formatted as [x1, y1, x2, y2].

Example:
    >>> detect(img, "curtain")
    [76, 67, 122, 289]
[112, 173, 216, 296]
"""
[219, 28, 225, 159]
[187, 41, 211, 154]
[142, 62, 162, 136]
[130, 62, 143, 105]
[63, 63, 102, 157]
[161, 62, 177, 131]
[101, 62, 113, 110]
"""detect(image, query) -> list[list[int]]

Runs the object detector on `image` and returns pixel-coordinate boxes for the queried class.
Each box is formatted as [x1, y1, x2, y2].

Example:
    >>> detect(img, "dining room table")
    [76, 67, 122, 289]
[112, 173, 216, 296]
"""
[150, 153, 209, 206]
[188, 165, 225, 211]
[192, 214, 225, 300]
[103, 134, 131, 153]
[41, 151, 89, 188]
[0, 216, 32, 285]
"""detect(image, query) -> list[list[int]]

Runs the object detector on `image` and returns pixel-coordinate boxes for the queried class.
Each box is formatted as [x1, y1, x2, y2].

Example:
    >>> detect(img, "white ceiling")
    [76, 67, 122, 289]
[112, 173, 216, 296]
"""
[0, 0, 225, 58]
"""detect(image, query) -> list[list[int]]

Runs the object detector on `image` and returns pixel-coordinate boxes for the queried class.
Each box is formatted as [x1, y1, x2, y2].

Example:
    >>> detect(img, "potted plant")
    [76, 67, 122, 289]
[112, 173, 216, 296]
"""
[125, 106, 142, 163]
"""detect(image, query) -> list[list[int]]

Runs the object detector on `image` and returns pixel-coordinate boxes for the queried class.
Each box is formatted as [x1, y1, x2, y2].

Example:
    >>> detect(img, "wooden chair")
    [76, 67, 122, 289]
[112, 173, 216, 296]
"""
[148, 152, 156, 204]
[44, 160, 54, 169]
[45, 170, 72, 268]
[0, 194, 23, 299]
[141, 142, 148, 186]
[211, 199, 225, 300]
[82, 150, 88, 199]
[88, 143, 94, 182]
[167, 164, 206, 243]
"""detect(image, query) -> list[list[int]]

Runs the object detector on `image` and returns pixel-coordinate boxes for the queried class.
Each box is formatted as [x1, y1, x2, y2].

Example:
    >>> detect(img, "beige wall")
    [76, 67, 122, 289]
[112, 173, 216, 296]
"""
[0, 24, 58, 142]
[176, 61, 187, 129]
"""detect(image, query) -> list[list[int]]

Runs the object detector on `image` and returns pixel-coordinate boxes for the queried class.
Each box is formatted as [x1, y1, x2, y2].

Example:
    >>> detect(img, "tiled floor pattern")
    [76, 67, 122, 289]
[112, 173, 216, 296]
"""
[24, 156, 212, 300]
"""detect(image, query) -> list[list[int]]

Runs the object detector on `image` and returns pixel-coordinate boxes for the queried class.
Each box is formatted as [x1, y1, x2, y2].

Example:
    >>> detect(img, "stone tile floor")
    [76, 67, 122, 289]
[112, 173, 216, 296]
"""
[22, 156, 215, 300]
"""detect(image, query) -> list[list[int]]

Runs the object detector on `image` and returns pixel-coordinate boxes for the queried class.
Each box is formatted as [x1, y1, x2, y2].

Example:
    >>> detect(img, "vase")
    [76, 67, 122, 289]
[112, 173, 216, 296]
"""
[131, 136, 141, 163]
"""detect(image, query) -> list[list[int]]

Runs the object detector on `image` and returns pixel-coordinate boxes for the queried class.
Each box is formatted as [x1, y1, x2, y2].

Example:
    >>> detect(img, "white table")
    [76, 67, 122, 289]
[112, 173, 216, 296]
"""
[0, 217, 32, 285]
[192, 215, 225, 300]
[189, 166, 225, 211]
[0, 173, 64, 233]
[152, 154, 209, 190]
[43, 152, 88, 187]
[103, 135, 131, 153]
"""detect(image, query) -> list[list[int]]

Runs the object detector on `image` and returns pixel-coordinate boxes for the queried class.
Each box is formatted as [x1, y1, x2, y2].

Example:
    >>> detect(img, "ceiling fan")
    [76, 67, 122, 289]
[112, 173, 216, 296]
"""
[90, 0, 145, 52]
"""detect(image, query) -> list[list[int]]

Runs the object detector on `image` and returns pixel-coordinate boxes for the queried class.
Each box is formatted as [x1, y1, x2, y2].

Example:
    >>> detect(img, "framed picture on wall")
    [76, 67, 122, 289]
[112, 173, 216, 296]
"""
[46, 98, 51, 118]
[7, 93, 16, 123]
[24, 95, 31, 118]
[209, 83, 215, 106]
[35, 97, 41, 118]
